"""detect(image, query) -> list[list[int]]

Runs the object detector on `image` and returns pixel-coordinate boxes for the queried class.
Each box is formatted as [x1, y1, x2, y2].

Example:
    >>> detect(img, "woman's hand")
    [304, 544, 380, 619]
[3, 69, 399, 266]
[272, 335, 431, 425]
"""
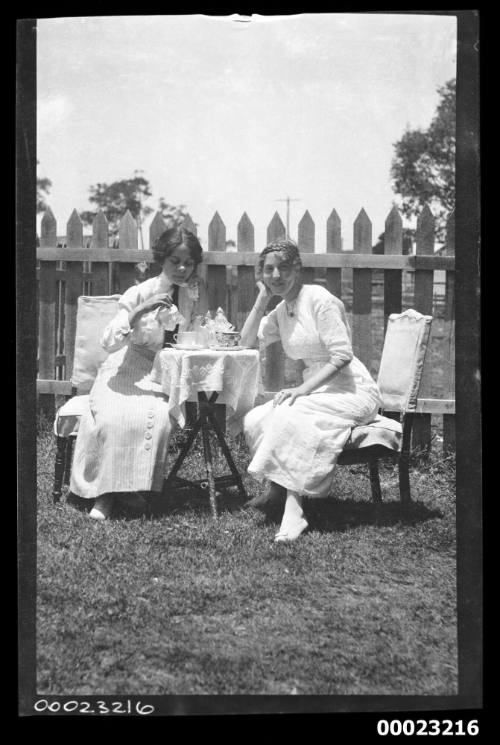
[273, 385, 309, 407]
[129, 293, 173, 327]
[256, 279, 272, 298]
[240, 281, 274, 348]
[140, 293, 174, 313]
[255, 280, 273, 310]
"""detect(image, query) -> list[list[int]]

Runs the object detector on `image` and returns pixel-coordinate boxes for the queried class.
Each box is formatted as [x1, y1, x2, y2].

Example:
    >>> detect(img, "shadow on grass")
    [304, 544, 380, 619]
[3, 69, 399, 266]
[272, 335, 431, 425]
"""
[66, 492, 92, 513]
[250, 496, 443, 532]
[66, 488, 442, 530]
[106, 487, 248, 521]
[65, 486, 249, 521]
[303, 497, 443, 533]
[144, 493, 442, 532]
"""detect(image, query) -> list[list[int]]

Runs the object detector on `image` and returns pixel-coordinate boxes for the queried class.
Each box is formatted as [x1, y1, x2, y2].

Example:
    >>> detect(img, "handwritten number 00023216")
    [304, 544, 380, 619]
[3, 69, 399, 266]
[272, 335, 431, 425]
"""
[34, 699, 154, 715]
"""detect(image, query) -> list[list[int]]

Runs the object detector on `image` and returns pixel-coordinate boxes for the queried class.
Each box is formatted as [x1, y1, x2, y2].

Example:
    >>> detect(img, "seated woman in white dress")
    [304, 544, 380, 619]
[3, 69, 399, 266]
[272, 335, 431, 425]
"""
[240, 239, 381, 543]
[70, 226, 206, 520]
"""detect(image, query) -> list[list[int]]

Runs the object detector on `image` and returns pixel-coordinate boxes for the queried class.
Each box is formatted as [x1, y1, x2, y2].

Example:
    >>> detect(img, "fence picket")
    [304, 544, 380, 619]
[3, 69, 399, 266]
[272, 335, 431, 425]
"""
[38, 209, 58, 414]
[38, 263, 56, 414]
[206, 212, 228, 430]
[326, 208, 342, 298]
[64, 260, 83, 382]
[294, 210, 316, 382]
[264, 212, 287, 391]
[298, 210, 315, 285]
[181, 213, 197, 234]
[443, 211, 455, 453]
[207, 212, 227, 312]
[352, 208, 373, 373]
[383, 206, 403, 328]
[92, 209, 109, 249]
[119, 210, 138, 250]
[91, 210, 110, 295]
[60, 209, 85, 379]
[146, 212, 167, 281]
[66, 209, 83, 249]
[41, 207, 57, 247]
[116, 210, 139, 292]
[236, 212, 256, 331]
[267, 211, 286, 244]
[412, 205, 435, 452]
[150, 212, 167, 247]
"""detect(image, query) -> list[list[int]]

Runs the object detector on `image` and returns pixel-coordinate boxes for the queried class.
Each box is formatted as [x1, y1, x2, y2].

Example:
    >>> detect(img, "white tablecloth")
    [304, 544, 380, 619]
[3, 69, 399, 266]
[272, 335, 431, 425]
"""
[150, 348, 262, 435]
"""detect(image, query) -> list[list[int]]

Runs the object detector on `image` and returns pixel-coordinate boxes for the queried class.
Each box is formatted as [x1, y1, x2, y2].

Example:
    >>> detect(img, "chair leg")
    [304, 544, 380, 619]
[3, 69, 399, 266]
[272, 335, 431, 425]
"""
[369, 461, 383, 503]
[53, 436, 67, 504]
[398, 455, 412, 505]
[63, 437, 75, 486]
[399, 414, 413, 506]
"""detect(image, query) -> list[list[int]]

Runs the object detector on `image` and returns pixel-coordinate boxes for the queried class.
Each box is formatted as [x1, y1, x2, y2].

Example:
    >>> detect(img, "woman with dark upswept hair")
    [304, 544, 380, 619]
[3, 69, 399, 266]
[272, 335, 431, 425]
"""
[70, 226, 206, 520]
[240, 239, 381, 543]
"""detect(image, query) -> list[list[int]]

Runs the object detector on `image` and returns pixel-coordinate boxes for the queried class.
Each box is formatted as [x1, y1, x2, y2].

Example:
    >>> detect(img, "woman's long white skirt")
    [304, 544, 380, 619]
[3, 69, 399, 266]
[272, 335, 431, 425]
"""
[243, 388, 379, 497]
[70, 345, 173, 500]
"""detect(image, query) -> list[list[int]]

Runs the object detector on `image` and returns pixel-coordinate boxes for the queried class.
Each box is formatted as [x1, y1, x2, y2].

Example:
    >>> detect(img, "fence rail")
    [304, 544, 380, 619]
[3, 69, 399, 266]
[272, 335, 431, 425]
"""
[37, 247, 454, 271]
[36, 204, 455, 453]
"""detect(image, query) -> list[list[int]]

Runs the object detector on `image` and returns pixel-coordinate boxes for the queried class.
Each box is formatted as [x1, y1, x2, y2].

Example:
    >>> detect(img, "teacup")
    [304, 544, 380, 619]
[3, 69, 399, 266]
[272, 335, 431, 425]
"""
[213, 330, 241, 348]
[195, 328, 210, 347]
[173, 331, 198, 347]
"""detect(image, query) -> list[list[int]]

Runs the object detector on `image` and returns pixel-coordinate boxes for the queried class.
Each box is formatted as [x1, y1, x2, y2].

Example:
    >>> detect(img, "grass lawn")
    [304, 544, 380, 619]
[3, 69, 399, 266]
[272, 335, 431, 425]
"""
[36, 414, 457, 696]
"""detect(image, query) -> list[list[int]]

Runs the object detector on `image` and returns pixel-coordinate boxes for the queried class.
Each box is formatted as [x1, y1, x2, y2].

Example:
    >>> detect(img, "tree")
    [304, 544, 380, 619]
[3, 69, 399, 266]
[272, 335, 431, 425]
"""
[391, 78, 455, 241]
[81, 171, 154, 249]
[372, 228, 414, 255]
[37, 161, 52, 213]
[158, 197, 191, 229]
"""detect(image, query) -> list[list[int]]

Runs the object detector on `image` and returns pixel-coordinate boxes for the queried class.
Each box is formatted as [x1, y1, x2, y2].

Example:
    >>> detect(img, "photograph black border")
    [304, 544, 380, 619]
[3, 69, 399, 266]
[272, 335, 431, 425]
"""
[17, 9, 481, 719]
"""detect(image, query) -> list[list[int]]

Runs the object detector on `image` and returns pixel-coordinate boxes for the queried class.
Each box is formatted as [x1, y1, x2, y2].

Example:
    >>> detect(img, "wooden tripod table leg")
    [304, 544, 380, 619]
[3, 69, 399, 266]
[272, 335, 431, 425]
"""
[164, 391, 246, 517]
[201, 415, 218, 518]
[205, 407, 247, 500]
[164, 414, 204, 485]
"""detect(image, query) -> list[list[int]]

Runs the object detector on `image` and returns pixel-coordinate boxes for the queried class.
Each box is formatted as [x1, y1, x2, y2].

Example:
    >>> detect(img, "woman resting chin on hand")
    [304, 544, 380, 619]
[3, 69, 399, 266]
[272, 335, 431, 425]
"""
[240, 239, 381, 543]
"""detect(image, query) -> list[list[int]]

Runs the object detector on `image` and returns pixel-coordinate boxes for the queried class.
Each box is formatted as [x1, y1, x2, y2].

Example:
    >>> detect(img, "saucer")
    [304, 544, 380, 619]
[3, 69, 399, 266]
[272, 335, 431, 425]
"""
[209, 345, 247, 351]
[170, 343, 205, 351]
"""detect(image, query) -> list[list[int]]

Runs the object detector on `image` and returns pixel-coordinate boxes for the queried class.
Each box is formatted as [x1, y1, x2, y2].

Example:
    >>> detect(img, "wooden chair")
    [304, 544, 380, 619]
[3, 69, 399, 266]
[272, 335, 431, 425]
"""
[337, 308, 433, 504]
[52, 295, 121, 502]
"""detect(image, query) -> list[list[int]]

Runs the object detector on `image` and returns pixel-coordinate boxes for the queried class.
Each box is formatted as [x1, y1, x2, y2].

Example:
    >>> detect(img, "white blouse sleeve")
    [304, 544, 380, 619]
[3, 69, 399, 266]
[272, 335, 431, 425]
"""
[257, 308, 281, 347]
[100, 284, 139, 352]
[315, 296, 354, 368]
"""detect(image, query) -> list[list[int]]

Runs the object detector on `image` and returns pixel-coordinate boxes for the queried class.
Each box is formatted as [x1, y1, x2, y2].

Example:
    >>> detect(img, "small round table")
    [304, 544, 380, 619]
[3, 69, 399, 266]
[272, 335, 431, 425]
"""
[150, 347, 261, 517]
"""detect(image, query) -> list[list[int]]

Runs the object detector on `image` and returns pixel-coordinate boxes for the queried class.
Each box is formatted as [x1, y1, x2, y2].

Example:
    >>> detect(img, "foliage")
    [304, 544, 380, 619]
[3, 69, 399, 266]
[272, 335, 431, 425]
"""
[158, 197, 191, 229]
[391, 79, 455, 242]
[79, 172, 192, 246]
[37, 161, 52, 213]
[80, 171, 154, 238]
[372, 228, 415, 255]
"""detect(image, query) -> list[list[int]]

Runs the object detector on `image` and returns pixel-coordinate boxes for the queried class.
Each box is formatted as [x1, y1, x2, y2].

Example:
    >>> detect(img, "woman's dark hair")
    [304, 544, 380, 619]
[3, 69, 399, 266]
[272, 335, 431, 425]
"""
[256, 238, 302, 279]
[152, 226, 203, 267]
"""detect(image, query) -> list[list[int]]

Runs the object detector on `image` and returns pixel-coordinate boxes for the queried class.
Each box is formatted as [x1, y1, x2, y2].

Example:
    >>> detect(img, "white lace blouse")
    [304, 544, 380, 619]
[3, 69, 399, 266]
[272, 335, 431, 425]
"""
[258, 284, 378, 394]
[102, 273, 203, 354]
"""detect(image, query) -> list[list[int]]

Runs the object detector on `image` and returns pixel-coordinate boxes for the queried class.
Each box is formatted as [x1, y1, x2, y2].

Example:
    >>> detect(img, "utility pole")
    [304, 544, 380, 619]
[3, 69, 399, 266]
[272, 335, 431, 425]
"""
[276, 197, 300, 238]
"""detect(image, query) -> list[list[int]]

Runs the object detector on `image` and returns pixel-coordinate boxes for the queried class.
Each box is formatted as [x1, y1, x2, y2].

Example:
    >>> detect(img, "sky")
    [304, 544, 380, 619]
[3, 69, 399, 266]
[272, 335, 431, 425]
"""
[37, 13, 456, 251]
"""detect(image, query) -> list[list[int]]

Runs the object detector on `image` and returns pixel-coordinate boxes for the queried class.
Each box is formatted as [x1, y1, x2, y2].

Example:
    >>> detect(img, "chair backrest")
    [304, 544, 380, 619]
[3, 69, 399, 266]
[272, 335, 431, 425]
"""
[377, 309, 433, 413]
[71, 295, 121, 392]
